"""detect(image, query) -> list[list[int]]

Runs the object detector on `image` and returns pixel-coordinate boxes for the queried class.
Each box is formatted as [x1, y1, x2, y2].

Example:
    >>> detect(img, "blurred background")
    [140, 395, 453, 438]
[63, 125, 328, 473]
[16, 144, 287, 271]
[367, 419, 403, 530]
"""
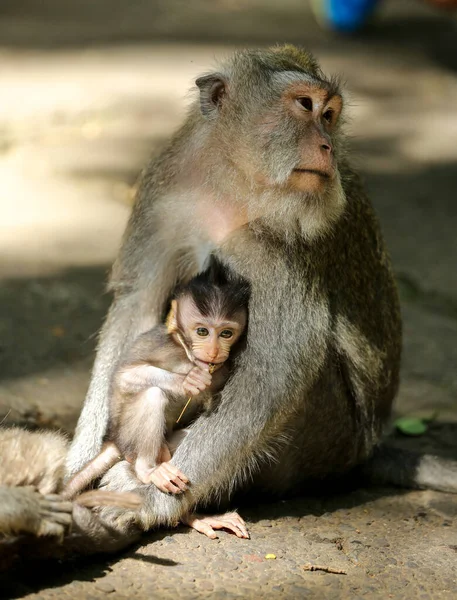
[0, 0, 456, 449]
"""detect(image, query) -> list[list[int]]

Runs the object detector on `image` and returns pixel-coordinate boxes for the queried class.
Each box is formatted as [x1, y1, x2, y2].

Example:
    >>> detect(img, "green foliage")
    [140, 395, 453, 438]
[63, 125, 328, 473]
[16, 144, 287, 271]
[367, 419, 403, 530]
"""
[394, 417, 428, 436]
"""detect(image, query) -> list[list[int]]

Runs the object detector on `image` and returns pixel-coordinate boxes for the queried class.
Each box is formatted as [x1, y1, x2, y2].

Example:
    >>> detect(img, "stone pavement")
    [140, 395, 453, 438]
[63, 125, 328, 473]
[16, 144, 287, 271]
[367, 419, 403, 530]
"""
[0, 1, 456, 598]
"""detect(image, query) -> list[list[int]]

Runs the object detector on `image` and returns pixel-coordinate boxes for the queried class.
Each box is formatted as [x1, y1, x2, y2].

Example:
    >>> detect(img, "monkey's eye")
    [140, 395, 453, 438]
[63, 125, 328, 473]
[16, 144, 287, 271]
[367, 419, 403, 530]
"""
[196, 327, 209, 337]
[220, 330, 233, 339]
[323, 109, 334, 124]
[297, 97, 313, 111]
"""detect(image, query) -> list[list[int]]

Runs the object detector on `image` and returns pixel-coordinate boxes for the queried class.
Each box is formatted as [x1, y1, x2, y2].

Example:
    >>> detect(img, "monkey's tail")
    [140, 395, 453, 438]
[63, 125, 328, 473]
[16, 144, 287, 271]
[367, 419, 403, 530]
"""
[364, 445, 457, 494]
[75, 490, 142, 509]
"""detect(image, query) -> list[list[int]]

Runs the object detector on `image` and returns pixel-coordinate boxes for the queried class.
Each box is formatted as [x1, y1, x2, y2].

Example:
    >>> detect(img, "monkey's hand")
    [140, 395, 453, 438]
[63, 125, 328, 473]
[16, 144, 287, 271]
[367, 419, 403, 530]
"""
[37, 493, 74, 537]
[97, 461, 187, 531]
[182, 366, 212, 397]
[0, 486, 73, 538]
[182, 511, 249, 540]
[142, 462, 189, 494]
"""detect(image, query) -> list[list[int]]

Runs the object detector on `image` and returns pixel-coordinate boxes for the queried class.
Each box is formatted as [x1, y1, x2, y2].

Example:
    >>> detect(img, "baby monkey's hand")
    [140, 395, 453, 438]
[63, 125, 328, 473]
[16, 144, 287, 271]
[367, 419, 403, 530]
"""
[183, 366, 212, 396]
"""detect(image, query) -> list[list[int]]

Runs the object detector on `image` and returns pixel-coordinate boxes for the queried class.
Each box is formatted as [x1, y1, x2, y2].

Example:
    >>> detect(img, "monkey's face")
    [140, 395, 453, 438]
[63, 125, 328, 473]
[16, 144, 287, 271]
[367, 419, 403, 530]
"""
[236, 75, 346, 237]
[196, 48, 347, 237]
[178, 297, 246, 366]
[196, 58, 343, 197]
[241, 80, 343, 195]
[279, 83, 342, 193]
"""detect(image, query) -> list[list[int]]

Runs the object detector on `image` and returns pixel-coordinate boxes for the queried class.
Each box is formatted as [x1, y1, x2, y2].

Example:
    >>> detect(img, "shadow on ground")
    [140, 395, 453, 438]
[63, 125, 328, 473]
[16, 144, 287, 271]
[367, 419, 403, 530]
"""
[2, 454, 457, 598]
[0, 266, 111, 381]
[0, 483, 413, 597]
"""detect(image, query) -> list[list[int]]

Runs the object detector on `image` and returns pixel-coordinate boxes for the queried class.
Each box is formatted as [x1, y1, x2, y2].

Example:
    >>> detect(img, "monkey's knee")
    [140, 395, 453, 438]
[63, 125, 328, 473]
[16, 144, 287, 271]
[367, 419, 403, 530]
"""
[96, 462, 143, 529]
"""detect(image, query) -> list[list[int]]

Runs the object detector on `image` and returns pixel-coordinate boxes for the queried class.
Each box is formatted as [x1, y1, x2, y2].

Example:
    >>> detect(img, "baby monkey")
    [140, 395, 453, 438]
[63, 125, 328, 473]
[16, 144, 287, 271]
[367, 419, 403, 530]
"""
[64, 270, 249, 499]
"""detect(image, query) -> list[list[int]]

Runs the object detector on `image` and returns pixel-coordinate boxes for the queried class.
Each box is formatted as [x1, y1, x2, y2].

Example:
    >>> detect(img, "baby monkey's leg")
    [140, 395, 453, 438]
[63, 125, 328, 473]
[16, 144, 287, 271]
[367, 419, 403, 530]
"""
[141, 364, 212, 494]
[133, 387, 188, 492]
[144, 429, 190, 493]
[63, 442, 121, 500]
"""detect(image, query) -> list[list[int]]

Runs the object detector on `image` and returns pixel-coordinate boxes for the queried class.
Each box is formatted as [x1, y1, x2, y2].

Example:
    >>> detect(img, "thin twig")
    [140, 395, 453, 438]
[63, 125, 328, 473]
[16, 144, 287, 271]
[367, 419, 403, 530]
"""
[302, 564, 347, 575]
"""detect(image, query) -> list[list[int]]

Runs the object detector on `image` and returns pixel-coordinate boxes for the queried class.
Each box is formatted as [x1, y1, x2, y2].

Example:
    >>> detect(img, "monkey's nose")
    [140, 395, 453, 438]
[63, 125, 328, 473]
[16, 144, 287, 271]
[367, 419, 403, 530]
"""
[208, 348, 218, 360]
[321, 142, 332, 153]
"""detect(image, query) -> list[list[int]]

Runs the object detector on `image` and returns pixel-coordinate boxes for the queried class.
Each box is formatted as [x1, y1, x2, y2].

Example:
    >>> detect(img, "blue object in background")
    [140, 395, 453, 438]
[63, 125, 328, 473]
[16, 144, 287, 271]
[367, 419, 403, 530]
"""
[312, 0, 381, 32]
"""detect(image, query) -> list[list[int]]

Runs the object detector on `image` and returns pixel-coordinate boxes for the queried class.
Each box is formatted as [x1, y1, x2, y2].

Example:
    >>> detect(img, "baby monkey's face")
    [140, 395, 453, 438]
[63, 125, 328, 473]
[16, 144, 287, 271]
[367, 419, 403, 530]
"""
[178, 296, 247, 366]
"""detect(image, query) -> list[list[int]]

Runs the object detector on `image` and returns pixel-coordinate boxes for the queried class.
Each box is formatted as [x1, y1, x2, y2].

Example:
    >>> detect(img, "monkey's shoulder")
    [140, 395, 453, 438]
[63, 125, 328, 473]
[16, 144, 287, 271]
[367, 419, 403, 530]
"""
[125, 325, 189, 369]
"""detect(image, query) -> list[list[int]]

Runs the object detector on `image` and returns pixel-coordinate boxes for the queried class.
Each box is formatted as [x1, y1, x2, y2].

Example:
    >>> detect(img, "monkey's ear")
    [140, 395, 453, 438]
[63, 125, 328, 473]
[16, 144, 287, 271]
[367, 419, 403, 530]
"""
[195, 73, 227, 117]
[166, 299, 179, 334]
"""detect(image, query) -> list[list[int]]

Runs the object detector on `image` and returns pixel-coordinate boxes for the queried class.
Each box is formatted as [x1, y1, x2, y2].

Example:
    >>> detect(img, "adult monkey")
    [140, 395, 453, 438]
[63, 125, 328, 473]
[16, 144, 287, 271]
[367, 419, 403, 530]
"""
[66, 45, 457, 539]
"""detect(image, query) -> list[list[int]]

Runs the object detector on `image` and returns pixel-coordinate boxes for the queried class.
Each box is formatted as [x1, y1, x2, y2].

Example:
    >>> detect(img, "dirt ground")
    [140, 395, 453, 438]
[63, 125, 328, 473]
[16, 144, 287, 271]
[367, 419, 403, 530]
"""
[0, 1, 456, 598]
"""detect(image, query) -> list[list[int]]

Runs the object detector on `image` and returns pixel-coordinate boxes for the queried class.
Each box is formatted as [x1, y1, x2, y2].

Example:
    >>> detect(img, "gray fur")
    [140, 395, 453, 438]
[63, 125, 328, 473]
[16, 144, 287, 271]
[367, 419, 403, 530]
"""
[64, 46, 455, 545]
[0, 428, 142, 569]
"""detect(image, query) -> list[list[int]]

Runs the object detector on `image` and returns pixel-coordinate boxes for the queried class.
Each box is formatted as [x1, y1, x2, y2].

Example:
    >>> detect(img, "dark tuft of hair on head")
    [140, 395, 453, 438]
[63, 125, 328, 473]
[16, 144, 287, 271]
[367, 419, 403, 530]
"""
[174, 262, 250, 319]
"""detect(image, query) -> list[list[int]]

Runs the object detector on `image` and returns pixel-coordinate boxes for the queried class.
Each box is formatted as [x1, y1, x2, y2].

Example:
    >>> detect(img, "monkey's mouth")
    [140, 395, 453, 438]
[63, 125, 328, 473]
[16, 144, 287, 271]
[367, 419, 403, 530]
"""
[195, 359, 225, 371]
[200, 360, 224, 365]
[293, 168, 331, 179]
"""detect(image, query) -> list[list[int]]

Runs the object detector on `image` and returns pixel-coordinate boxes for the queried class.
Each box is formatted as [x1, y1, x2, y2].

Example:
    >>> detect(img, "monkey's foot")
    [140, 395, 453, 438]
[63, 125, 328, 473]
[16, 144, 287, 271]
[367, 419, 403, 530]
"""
[37, 493, 73, 537]
[182, 511, 250, 540]
[141, 462, 189, 494]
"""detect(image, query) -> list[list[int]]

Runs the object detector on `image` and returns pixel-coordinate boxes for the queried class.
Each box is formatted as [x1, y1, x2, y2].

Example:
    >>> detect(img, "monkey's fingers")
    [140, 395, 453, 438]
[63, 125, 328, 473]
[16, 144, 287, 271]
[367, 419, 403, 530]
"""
[185, 516, 218, 539]
[219, 512, 250, 539]
[43, 494, 74, 513]
[185, 378, 209, 393]
[40, 495, 73, 527]
[161, 461, 189, 484]
[183, 512, 250, 539]
[187, 367, 212, 386]
[40, 510, 73, 527]
[158, 463, 188, 492]
[149, 467, 185, 494]
[194, 371, 213, 386]
[185, 372, 208, 388]
[183, 383, 203, 397]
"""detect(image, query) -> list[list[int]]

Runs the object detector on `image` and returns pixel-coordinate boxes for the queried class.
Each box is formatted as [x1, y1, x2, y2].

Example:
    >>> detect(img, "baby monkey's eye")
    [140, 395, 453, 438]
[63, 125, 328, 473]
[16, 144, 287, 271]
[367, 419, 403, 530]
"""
[196, 327, 209, 337]
[220, 330, 233, 339]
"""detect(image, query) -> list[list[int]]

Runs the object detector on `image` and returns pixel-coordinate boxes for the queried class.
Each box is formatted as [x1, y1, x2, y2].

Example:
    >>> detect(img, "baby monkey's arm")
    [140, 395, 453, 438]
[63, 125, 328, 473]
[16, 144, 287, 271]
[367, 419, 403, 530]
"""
[116, 363, 187, 396]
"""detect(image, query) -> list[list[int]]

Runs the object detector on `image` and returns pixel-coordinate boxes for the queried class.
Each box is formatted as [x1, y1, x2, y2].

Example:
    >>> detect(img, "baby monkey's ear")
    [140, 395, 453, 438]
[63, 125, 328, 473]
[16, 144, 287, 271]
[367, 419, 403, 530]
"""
[165, 299, 179, 334]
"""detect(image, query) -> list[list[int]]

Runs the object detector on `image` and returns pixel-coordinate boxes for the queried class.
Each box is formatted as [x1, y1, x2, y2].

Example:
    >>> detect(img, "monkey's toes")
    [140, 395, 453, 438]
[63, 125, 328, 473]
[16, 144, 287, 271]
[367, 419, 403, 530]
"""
[40, 495, 74, 528]
[44, 494, 74, 513]
[184, 511, 250, 539]
[151, 475, 184, 494]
